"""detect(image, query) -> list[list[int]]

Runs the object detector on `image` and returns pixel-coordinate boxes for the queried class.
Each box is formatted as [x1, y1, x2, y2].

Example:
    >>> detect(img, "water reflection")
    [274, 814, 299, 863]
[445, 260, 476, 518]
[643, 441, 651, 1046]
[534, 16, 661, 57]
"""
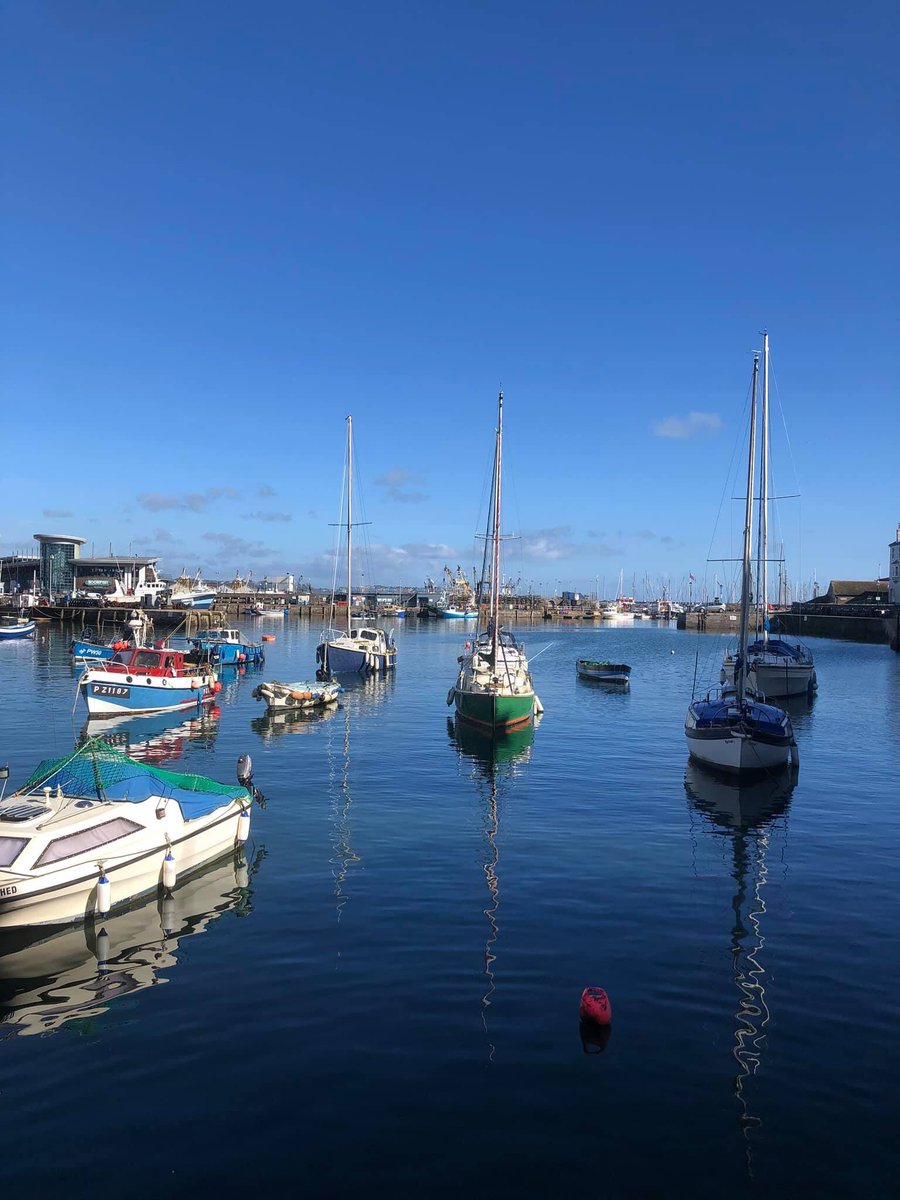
[0, 848, 263, 1039]
[449, 717, 535, 1059]
[327, 699, 360, 925]
[251, 704, 340, 743]
[78, 707, 220, 767]
[684, 761, 796, 1177]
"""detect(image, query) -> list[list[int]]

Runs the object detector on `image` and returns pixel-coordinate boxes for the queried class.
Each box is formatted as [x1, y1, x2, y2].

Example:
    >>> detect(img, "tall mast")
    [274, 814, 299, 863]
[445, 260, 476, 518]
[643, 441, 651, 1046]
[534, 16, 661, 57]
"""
[737, 354, 760, 704]
[346, 415, 352, 635]
[760, 332, 770, 643]
[491, 389, 503, 660]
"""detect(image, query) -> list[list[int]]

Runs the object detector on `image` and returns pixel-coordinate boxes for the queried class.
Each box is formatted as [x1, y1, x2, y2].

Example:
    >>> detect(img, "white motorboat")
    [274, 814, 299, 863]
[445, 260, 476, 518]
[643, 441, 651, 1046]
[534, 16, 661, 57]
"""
[0, 739, 257, 929]
[685, 347, 798, 776]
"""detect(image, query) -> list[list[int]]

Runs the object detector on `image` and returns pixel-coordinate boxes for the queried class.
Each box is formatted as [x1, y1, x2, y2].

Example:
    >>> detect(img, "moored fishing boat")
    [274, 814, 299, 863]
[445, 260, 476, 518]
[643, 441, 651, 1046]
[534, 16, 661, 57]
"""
[0, 615, 36, 640]
[188, 627, 265, 667]
[251, 679, 342, 711]
[71, 610, 151, 665]
[576, 659, 631, 684]
[79, 645, 219, 717]
[450, 390, 540, 734]
[0, 738, 257, 929]
[168, 570, 217, 610]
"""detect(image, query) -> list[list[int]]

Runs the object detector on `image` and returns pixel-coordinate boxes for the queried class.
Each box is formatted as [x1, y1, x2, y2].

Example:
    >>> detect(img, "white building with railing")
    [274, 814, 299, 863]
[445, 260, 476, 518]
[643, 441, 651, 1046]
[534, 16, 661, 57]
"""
[890, 523, 900, 605]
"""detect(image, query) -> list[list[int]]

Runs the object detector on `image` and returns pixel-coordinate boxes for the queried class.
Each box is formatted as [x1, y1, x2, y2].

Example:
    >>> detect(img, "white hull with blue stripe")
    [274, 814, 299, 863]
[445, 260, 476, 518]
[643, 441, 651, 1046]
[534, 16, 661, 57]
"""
[0, 619, 36, 639]
[80, 669, 216, 717]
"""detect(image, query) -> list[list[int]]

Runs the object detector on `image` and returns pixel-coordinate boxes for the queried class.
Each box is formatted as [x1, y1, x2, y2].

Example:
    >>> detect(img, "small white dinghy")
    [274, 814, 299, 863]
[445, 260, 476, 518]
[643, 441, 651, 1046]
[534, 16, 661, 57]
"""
[251, 679, 343, 711]
[0, 739, 258, 929]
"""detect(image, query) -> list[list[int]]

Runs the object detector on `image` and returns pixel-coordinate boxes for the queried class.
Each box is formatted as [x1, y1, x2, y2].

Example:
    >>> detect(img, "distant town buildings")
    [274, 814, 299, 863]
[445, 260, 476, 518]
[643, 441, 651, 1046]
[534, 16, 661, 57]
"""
[890, 524, 900, 605]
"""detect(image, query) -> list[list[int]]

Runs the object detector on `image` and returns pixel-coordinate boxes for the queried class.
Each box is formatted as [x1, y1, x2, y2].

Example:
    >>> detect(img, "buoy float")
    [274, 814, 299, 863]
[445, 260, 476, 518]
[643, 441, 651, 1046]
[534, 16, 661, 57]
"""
[579, 986, 612, 1026]
[213, 681, 223, 693]
[96, 871, 111, 916]
[262, 635, 276, 642]
[162, 848, 177, 891]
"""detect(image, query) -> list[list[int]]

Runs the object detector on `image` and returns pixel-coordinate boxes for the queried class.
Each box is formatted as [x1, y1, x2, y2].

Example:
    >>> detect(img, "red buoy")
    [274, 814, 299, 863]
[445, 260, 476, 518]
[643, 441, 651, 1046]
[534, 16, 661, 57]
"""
[579, 986, 612, 1026]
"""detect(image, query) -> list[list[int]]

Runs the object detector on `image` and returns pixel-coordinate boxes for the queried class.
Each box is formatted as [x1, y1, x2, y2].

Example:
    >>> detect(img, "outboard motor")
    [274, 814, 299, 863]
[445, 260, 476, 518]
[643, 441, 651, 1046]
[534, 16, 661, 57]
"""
[236, 754, 253, 787]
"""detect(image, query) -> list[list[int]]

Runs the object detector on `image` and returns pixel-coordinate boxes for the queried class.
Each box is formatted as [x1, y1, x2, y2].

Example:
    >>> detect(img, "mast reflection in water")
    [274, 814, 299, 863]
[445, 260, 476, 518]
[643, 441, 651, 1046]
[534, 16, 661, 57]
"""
[684, 760, 796, 1177]
[449, 716, 536, 1060]
[0, 847, 264, 1039]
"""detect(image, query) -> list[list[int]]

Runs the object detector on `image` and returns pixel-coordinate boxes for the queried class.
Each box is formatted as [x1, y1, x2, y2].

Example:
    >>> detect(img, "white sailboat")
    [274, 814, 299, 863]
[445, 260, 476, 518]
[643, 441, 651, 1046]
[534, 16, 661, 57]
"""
[685, 349, 799, 775]
[316, 416, 396, 676]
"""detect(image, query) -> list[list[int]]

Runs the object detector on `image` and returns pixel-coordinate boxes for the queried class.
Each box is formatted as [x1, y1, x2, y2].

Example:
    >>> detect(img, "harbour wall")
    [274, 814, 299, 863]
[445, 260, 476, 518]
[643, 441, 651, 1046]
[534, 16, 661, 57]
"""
[679, 607, 900, 650]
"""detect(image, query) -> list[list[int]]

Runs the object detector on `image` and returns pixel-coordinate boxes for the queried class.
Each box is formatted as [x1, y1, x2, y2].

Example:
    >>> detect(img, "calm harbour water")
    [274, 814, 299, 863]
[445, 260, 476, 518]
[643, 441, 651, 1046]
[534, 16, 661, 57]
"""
[1, 618, 898, 1197]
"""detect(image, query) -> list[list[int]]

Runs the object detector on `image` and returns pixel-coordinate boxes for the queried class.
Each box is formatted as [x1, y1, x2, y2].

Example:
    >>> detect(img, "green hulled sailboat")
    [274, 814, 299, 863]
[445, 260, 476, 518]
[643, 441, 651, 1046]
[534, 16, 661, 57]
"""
[449, 390, 540, 734]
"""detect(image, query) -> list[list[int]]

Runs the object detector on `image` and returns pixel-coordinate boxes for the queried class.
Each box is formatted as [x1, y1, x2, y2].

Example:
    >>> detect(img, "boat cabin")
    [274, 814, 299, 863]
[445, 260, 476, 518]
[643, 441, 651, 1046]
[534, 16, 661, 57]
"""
[104, 647, 194, 677]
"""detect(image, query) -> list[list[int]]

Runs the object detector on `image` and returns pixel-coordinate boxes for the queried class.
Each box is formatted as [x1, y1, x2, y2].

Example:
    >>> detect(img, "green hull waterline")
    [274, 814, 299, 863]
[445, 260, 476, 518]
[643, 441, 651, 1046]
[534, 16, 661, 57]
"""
[453, 688, 535, 732]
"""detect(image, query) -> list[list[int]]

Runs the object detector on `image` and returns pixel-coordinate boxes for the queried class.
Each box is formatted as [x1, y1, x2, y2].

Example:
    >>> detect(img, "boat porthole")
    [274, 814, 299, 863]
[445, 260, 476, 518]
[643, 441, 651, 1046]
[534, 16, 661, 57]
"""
[126, 675, 133, 683]
[146, 677, 152, 685]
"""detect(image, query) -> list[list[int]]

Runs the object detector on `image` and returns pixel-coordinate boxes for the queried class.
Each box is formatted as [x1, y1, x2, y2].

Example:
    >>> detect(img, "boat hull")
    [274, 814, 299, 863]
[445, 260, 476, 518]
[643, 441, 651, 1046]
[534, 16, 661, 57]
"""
[685, 729, 792, 774]
[0, 623, 36, 639]
[317, 641, 396, 675]
[453, 688, 535, 733]
[0, 806, 245, 929]
[747, 661, 816, 698]
[576, 661, 631, 683]
[71, 640, 115, 662]
[80, 674, 216, 716]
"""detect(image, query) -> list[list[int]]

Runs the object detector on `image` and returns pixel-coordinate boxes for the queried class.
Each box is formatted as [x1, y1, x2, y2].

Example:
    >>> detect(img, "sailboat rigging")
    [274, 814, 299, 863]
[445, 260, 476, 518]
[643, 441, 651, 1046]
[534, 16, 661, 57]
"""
[316, 416, 397, 677]
[449, 390, 541, 734]
[685, 350, 799, 775]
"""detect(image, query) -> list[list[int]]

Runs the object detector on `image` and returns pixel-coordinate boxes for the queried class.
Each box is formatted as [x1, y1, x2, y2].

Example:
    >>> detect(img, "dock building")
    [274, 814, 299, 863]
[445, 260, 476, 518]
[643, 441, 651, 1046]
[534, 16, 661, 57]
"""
[34, 533, 87, 594]
[890, 525, 900, 605]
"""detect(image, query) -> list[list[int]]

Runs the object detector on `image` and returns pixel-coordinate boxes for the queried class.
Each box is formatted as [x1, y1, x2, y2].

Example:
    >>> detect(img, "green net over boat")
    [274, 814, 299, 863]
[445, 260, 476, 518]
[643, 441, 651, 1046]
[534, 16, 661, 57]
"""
[19, 738, 248, 819]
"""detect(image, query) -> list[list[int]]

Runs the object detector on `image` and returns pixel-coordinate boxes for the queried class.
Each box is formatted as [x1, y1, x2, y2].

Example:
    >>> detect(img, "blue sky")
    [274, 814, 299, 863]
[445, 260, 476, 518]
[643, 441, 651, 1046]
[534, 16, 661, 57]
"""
[2, 0, 897, 597]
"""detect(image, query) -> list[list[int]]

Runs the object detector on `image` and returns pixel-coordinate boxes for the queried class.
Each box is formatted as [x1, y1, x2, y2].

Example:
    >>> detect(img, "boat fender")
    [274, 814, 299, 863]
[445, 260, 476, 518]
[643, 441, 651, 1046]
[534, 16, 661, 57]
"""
[579, 986, 612, 1026]
[96, 871, 111, 917]
[190, 678, 200, 689]
[162, 849, 177, 892]
[291, 690, 312, 701]
[533, 695, 544, 715]
[213, 681, 223, 693]
[447, 688, 455, 706]
[237, 806, 251, 844]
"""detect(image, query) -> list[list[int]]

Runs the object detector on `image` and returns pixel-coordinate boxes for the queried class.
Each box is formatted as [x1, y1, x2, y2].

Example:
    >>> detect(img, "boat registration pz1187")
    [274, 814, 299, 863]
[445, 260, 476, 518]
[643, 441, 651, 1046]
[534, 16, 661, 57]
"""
[91, 683, 131, 698]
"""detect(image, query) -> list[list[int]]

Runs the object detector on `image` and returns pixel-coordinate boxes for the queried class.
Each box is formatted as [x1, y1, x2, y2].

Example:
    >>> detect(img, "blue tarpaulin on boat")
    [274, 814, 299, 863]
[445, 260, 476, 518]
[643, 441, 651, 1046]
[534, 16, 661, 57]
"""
[22, 740, 248, 821]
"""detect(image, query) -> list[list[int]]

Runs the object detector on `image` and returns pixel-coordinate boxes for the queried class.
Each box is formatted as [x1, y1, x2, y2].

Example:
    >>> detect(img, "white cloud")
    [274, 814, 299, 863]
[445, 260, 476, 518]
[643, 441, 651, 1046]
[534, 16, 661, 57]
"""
[652, 412, 723, 439]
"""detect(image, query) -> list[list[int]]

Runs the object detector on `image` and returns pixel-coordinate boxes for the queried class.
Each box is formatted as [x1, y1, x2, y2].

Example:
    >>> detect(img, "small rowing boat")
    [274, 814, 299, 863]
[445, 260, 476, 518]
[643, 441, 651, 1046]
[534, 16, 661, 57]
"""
[252, 679, 343, 711]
